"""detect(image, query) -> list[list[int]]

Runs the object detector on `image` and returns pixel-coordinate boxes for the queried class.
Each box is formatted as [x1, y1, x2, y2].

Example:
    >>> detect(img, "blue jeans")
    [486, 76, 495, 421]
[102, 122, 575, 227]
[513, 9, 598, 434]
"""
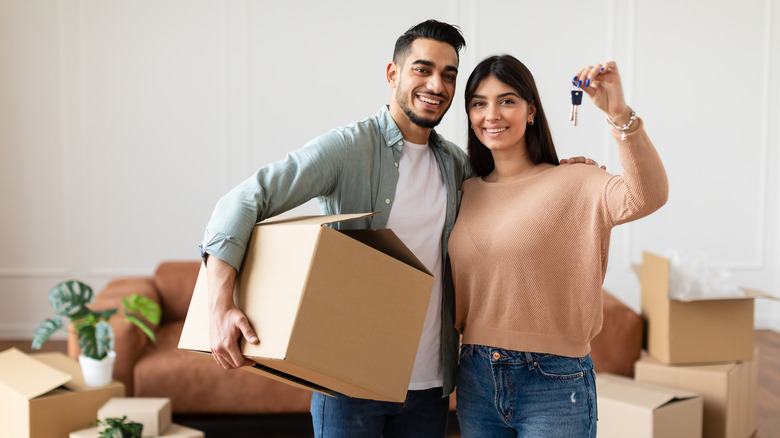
[310, 388, 450, 438]
[456, 345, 597, 438]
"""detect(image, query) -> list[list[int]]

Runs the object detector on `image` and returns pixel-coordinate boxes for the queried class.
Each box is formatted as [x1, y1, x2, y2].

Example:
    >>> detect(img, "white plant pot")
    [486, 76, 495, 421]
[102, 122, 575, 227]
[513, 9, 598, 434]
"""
[78, 350, 116, 387]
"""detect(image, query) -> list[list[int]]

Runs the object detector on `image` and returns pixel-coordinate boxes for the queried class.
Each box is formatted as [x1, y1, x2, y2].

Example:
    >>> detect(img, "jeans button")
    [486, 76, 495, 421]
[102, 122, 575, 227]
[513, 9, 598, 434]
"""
[492, 352, 500, 360]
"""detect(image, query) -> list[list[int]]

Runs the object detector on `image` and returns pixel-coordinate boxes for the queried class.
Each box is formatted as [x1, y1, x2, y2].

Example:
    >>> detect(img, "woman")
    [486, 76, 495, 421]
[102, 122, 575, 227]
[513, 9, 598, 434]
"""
[449, 55, 668, 437]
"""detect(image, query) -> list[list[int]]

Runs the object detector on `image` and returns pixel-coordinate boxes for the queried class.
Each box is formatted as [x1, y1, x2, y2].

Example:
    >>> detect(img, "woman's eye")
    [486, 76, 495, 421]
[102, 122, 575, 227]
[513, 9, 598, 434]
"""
[471, 101, 484, 107]
[501, 99, 514, 105]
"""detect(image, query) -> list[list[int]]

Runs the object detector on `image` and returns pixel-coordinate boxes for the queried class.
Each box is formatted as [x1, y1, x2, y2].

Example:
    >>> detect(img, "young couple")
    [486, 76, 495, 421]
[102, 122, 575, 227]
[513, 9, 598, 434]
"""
[201, 19, 667, 438]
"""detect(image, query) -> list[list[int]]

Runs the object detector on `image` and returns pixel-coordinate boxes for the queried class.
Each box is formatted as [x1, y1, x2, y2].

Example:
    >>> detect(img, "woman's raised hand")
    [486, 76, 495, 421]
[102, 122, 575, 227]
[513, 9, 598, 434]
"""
[573, 61, 628, 120]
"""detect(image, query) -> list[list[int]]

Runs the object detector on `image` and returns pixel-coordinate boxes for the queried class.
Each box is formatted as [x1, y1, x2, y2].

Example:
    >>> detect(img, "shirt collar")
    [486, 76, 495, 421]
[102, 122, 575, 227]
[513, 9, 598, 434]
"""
[378, 105, 443, 150]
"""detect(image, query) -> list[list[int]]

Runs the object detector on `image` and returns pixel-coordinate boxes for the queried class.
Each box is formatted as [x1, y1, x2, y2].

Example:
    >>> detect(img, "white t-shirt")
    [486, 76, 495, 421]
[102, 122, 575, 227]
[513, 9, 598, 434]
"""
[385, 139, 446, 390]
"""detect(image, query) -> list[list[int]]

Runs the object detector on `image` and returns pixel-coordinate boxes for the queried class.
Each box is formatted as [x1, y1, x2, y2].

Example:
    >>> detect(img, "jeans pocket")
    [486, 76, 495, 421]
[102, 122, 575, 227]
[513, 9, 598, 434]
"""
[535, 355, 586, 381]
[458, 344, 474, 360]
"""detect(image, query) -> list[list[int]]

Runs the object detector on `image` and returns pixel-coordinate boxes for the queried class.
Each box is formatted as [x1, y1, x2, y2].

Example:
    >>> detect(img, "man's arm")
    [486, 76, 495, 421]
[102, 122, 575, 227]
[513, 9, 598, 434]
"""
[206, 255, 258, 369]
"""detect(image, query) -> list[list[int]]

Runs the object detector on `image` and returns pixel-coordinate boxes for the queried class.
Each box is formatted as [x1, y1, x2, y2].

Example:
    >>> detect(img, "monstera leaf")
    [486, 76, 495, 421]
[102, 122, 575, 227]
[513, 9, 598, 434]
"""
[48, 280, 93, 319]
[31, 317, 64, 349]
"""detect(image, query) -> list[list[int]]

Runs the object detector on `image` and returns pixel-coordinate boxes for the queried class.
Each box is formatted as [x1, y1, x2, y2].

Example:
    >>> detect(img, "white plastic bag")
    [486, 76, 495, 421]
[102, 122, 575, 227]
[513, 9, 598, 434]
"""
[665, 250, 745, 300]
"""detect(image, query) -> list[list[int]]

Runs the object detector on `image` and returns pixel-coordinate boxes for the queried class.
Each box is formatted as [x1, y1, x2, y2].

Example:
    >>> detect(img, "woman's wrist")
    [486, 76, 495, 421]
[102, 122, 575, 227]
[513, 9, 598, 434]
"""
[607, 106, 632, 126]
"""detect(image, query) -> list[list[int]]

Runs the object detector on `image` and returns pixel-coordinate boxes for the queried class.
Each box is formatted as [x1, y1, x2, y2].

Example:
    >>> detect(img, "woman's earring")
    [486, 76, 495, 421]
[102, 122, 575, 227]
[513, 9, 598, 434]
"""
[528, 119, 534, 126]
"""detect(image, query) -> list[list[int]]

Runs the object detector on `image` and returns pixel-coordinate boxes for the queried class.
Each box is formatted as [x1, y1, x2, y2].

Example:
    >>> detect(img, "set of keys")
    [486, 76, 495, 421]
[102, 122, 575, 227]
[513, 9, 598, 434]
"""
[570, 88, 583, 126]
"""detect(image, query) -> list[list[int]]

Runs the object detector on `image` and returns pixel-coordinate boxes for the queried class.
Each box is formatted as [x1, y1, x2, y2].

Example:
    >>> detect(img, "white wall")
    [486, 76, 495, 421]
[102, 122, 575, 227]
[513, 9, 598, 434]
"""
[2, 0, 778, 339]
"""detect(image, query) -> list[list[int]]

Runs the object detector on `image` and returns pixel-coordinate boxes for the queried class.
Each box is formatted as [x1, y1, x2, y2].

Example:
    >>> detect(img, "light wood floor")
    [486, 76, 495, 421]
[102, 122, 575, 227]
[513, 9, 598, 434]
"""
[3, 330, 778, 437]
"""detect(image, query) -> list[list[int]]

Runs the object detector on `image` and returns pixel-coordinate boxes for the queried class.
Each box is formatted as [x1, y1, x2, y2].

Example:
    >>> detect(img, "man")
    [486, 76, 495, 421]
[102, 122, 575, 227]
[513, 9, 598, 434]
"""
[201, 19, 593, 437]
[203, 20, 467, 437]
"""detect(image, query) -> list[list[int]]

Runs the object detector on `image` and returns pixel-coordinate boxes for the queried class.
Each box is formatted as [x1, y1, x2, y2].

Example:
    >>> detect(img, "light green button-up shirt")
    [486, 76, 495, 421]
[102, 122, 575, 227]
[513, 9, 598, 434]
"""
[200, 105, 472, 396]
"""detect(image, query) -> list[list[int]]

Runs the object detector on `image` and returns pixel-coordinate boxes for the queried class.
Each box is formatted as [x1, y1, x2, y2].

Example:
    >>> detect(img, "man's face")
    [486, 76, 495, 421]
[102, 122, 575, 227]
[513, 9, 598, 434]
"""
[390, 38, 459, 129]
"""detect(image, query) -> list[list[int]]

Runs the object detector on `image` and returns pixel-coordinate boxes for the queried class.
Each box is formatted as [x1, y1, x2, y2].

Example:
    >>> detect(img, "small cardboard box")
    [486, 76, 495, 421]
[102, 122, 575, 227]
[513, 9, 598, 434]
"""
[0, 348, 125, 438]
[638, 251, 774, 364]
[634, 351, 758, 438]
[98, 397, 171, 436]
[70, 423, 204, 438]
[179, 213, 435, 402]
[596, 372, 703, 438]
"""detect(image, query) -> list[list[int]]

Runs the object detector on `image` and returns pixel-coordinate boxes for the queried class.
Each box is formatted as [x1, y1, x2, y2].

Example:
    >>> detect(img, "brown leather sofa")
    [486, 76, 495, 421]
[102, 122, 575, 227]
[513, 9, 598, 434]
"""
[68, 261, 643, 415]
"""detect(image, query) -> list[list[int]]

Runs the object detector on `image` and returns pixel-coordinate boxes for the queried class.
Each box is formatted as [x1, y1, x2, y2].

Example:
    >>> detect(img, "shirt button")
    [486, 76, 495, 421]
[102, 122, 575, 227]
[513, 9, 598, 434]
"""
[492, 352, 500, 360]
[398, 141, 403, 146]
[385, 199, 391, 204]
[394, 162, 398, 168]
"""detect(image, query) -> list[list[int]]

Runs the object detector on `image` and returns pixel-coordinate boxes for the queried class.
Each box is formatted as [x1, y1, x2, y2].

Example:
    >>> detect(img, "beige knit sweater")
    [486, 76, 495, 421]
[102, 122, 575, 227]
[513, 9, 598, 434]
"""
[450, 118, 668, 358]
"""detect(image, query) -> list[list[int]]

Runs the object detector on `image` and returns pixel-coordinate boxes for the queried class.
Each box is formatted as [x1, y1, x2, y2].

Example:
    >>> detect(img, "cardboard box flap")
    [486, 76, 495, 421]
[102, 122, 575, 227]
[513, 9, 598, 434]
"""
[0, 348, 72, 400]
[597, 373, 700, 410]
[32, 351, 95, 392]
[341, 229, 431, 274]
[740, 287, 778, 300]
[257, 212, 378, 227]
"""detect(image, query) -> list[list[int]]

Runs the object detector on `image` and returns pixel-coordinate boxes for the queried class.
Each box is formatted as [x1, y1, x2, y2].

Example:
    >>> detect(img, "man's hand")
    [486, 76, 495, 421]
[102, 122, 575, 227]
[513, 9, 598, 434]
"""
[206, 255, 259, 369]
[560, 156, 607, 170]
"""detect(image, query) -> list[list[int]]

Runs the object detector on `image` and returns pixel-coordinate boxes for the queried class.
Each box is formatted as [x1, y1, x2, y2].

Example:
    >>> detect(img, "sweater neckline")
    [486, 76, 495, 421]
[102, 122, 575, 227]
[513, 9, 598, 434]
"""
[477, 163, 557, 186]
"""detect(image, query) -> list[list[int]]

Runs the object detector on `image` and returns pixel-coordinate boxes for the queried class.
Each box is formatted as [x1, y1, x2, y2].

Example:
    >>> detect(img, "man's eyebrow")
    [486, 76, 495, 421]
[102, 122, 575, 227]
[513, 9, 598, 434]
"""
[411, 59, 459, 74]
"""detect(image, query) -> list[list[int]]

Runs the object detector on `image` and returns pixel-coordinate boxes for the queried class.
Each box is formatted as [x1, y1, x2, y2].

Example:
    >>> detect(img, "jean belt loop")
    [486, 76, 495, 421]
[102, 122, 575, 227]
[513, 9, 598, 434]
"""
[524, 351, 534, 369]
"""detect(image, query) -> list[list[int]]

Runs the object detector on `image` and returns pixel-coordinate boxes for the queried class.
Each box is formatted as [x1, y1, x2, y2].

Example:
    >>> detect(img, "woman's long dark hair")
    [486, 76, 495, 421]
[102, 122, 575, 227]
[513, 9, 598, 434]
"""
[464, 55, 559, 176]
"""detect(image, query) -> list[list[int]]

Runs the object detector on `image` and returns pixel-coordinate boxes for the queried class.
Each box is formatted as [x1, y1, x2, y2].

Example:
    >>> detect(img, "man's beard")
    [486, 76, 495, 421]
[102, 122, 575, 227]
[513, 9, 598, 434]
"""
[402, 105, 444, 129]
[396, 81, 448, 129]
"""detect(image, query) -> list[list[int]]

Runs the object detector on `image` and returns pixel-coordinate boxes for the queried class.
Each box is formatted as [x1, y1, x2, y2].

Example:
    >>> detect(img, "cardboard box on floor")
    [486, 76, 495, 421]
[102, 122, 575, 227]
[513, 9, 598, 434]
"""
[638, 251, 775, 364]
[178, 213, 434, 403]
[98, 397, 171, 436]
[596, 372, 703, 438]
[634, 351, 759, 438]
[0, 348, 125, 438]
[70, 424, 203, 438]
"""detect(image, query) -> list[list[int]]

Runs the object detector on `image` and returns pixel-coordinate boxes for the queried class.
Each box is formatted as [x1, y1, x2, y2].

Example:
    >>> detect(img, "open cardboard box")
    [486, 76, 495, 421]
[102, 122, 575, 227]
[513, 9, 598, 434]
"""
[0, 347, 125, 438]
[70, 424, 203, 438]
[635, 351, 758, 438]
[179, 213, 434, 402]
[596, 372, 703, 438]
[98, 397, 171, 436]
[637, 251, 776, 364]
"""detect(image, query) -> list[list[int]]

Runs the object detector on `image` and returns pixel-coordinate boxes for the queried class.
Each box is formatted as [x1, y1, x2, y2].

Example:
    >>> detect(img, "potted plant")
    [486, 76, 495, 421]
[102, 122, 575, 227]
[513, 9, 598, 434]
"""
[32, 279, 161, 386]
[94, 416, 144, 438]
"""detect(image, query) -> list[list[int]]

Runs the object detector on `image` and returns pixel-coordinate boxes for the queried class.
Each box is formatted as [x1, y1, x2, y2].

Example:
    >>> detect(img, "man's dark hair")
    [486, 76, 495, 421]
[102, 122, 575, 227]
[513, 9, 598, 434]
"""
[393, 19, 466, 64]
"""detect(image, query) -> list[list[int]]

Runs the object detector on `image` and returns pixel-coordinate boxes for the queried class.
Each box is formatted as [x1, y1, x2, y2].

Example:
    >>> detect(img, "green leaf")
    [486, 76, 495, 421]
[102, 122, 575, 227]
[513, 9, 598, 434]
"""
[48, 280, 93, 319]
[95, 320, 114, 356]
[124, 314, 156, 342]
[123, 294, 161, 325]
[31, 317, 63, 349]
[78, 324, 100, 359]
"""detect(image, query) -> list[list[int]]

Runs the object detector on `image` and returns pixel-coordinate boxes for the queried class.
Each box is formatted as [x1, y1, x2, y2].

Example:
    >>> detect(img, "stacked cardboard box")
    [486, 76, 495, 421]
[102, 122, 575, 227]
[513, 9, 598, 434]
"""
[70, 397, 203, 437]
[596, 373, 703, 438]
[631, 251, 769, 438]
[0, 348, 125, 438]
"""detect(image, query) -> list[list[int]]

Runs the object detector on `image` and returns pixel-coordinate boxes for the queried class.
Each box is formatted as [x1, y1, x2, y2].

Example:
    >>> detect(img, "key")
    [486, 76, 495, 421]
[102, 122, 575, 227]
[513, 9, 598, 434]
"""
[570, 88, 583, 126]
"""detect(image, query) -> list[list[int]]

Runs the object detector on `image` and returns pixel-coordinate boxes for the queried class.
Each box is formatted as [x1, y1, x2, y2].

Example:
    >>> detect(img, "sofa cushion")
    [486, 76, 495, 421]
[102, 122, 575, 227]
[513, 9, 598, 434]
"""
[154, 261, 201, 323]
[134, 320, 313, 414]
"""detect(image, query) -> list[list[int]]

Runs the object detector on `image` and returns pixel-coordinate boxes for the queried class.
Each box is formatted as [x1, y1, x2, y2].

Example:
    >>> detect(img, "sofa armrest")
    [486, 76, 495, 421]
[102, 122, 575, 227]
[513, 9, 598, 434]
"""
[67, 276, 160, 394]
[591, 289, 643, 377]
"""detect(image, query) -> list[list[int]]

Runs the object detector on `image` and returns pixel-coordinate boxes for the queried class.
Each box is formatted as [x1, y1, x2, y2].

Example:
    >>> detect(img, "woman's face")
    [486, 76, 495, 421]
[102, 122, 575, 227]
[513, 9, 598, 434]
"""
[468, 75, 534, 153]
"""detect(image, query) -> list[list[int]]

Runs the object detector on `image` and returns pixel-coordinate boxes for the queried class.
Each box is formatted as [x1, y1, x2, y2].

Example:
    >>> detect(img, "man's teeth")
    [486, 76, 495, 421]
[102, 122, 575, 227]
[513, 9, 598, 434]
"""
[486, 128, 507, 133]
[419, 96, 441, 105]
